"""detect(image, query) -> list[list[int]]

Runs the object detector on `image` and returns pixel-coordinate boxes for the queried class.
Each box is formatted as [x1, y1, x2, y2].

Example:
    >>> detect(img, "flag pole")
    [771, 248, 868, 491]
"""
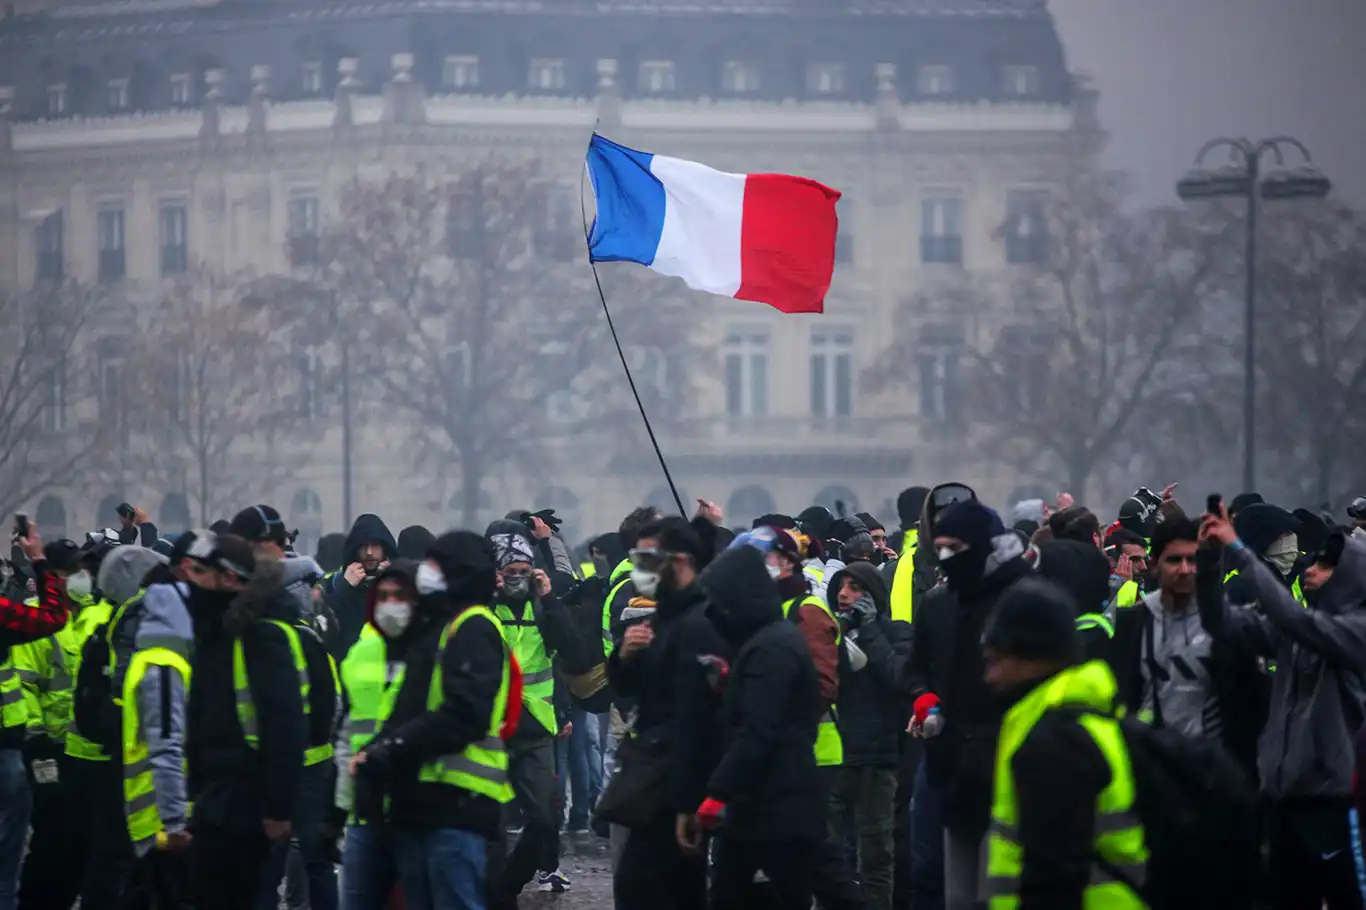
[580, 130, 689, 519]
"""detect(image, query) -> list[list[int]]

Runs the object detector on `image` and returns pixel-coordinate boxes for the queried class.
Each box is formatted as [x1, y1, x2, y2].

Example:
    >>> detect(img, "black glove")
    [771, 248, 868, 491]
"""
[843, 595, 878, 632]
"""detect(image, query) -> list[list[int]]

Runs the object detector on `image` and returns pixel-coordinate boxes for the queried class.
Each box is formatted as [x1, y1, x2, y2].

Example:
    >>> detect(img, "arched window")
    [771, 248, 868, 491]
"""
[35, 496, 67, 540]
[448, 487, 493, 529]
[160, 493, 191, 536]
[812, 485, 860, 517]
[291, 488, 324, 557]
[726, 485, 776, 527]
[534, 486, 582, 544]
[643, 485, 688, 516]
[96, 494, 124, 530]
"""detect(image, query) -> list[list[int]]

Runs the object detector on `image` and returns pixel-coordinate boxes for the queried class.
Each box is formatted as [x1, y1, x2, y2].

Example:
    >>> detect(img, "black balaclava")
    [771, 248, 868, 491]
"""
[934, 502, 1006, 592]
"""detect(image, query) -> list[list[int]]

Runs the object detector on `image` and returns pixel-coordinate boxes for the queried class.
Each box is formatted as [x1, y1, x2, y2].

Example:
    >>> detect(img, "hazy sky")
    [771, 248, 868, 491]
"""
[1050, 0, 1366, 205]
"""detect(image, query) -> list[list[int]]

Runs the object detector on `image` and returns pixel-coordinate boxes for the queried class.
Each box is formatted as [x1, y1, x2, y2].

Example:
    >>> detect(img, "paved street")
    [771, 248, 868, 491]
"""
[521, 835, 613, 909]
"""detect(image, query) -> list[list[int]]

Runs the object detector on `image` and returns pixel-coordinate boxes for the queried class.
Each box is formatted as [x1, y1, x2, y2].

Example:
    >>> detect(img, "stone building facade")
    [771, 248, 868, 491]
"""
[0, 0, 1099, 547]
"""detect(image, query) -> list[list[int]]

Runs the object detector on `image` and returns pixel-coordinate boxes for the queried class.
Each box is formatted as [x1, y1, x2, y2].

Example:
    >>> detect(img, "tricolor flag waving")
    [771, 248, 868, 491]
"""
[586, 135, 842, 315]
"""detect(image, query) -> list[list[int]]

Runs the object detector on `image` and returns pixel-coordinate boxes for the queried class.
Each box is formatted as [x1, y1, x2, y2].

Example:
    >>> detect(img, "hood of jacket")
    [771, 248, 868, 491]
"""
[223, 556, 299, 636]
[343, 513, 397, 564]
[1035, 540, 1111, 616]
[137, 581, 195, 657]
[1314, 533, 1366, 615]
[97, 545, 169, 605]
[827, 561, 890, 617]
[700, 544, 784, 646]
[428, 530, 498, 609]
[917, 481, 979, 571]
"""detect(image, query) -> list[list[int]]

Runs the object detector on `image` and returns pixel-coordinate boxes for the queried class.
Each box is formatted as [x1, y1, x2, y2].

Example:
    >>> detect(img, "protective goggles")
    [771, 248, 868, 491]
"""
[931, 485, 974, 510]
[629, 547, 673, 572]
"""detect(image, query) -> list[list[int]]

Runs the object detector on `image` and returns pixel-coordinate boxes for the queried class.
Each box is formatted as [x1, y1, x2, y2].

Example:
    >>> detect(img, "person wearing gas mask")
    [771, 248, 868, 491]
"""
[907, 501, 1032, 910]
[321, 514, 398, 662]
[182, 533, 309, 910]
[333, 560, 420, 910]
[484, 520, 586, 903]
[606, 515, 726, 910]
[349, 531, 518, 910]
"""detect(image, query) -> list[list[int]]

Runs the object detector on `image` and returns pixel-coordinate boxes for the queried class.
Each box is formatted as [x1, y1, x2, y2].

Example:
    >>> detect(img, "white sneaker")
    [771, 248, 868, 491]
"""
[537, 868, 571, 893]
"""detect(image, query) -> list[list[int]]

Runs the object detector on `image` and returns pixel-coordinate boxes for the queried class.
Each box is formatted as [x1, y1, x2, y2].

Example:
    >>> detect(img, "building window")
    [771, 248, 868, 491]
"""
[721, 60, 759, 94]
[161, 353, 187, 425]
[638, 60, 675, 93]
[41, 360, 67, 433]
[528, 58, 566, 91]
[835, 198, 853, 264]
[441, 55, 479, 90]
[97, 349, 125, 421]
[535, 184, 577, 263]
[287, 195, 321, 267]
[916, 64, 955, 97]
[36, 211, 63, 282]
[724, 327, 769, 417]
[919, 324, 964, 422]
[169, 72, 191, 107]
[627, 345, 670, 409]
[807, 62, 844, 95]
[999, 324, 1052, 411]
[301, 61, 323, 96]
[159, 202, 188, 275]
[294, 342, 321, 422]
[98, 207, 126, 282]
[1005, 190, 1048, 264]
[1003, 64, 1040, 98]
[920, 194, 963, 265]
[107, 78, 129, 111]
[810, 327, 853, 418]
[45, 83, 66, 117]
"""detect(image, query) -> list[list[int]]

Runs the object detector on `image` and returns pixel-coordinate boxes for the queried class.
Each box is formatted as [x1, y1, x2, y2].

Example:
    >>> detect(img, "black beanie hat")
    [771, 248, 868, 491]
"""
[796, 506, 835, 541]
[1229, 493, 1264, 518]
[856, 512, 885, 533]
[897, 487, 930, 528]
[230, 505, 286, 544]
[982, 578, 1081, 664]
[397, 525, 436, 561]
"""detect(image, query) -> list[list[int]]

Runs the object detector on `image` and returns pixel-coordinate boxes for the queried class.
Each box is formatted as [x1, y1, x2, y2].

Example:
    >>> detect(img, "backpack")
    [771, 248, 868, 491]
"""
[1072, 707, 1260, 910]
[72, 596, 144, 751]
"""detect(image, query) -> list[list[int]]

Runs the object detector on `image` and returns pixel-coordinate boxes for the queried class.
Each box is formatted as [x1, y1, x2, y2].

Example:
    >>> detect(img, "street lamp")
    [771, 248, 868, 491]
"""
[1176, 137, 1331, 495]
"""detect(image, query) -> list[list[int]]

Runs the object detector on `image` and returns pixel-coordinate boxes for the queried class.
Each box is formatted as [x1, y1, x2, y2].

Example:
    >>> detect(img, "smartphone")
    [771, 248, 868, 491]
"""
[1206, 494, 1222, 516]
[13, 513, 29, 539]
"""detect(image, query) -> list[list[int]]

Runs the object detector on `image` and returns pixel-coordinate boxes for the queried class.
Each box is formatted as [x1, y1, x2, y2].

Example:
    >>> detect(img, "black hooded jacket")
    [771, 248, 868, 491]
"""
[1035, 541, 1114, 663]
[324, 514, 398, 661]
[702, 546, 823, 843]
[360, 531, 506, 837]
[827, 561, 914, 768]
[186, 563, 309, 832]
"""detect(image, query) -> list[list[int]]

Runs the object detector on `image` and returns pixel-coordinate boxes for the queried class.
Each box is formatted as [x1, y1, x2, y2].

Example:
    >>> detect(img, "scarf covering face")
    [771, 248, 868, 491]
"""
[489, 533, 536, 570]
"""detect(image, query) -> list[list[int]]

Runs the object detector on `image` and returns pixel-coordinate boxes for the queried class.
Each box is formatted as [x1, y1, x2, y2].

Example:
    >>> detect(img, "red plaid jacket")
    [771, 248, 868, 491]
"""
[0, 562, 69, 645]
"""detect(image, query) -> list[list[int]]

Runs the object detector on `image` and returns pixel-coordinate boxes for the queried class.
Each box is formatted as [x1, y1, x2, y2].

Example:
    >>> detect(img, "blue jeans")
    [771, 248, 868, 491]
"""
[393, 827, 487, 910]
[341, 824, 398, 910]
[910, 760, 945, 910]
[0, 750, 31, 910]
[557, 710, 603, 830]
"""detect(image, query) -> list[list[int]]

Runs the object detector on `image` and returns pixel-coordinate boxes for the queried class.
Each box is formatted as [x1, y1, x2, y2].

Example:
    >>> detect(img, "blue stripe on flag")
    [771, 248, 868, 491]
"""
[586, 135, 666, 268]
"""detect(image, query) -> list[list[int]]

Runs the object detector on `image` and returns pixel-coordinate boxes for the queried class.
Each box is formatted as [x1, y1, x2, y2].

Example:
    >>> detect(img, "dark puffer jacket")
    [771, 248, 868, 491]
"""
[702, 545, 823, 843]
[322, 513, 398, 660]
[827, 562, 914, 768]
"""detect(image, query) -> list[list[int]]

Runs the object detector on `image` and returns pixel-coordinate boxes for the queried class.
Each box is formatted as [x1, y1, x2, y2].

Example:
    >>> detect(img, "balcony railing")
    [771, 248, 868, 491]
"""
[161, 244, 188, 275]
[37, 250, 63, 282]
[920, 234, 963, 265]
[99, 248, 126, 282]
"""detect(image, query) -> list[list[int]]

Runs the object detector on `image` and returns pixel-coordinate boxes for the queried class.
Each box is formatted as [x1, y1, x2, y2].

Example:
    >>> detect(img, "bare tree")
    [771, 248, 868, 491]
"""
[1251, 201, 1366, 506]
[294, 160, 698, 526]
[128, 270, 300, 525]
[868, 170, 1232, 501]
[0, 281, 114, 520]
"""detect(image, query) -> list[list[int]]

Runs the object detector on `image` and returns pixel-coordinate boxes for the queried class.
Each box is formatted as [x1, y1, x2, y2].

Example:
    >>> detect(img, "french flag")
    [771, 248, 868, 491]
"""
[586, 135, 842, 315]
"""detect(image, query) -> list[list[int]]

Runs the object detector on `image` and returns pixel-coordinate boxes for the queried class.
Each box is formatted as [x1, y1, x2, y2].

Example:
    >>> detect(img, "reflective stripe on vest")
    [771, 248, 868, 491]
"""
[494, 599, 556, 735]
[121, 646, 191, 853]
[65, 598, 116, 761]
[1076, 613, 1116, 639]
[338, 624, 404, 825]
[417, 605, 516, 803]
[233, 620, 333, 766]
[983, 660, 1148, 909]
[782, 594, 843, 767]
[0, 652, 26, 729]
[601, 559, 632, 657]
[890, 528, 919, 624]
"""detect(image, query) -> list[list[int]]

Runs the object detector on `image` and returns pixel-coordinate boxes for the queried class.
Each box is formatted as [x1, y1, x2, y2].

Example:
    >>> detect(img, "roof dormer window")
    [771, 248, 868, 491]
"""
[721, 60, 759, 94]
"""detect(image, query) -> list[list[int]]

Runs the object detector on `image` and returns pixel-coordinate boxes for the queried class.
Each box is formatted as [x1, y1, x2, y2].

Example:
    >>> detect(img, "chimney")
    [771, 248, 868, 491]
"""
[334, 57, 359, 129]
[247, 65, 270, 139]
[199, 68, 224, 143]
[874, 63, 900, 131]
[384, 52, 425, 124]
[595, 58, 620, 130]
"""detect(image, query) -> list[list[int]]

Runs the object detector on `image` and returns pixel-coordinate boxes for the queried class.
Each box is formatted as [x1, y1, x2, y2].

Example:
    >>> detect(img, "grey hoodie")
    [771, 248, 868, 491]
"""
[1138, 589, 1221, 741]
[1221, 537, 1366, 799]
[130, 581, 194, 852]
[97, 546, 169, 695]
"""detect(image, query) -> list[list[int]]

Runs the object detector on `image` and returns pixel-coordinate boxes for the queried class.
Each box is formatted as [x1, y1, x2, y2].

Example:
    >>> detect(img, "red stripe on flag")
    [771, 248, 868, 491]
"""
[735, 174, 842, 314]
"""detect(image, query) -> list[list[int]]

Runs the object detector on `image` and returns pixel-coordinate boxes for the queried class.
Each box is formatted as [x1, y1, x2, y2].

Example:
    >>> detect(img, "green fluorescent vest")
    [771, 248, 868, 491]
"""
[232, 619, 333, 766]
[66, 596, 128, 762]
[416, 605, 516, 803]
[781, 594, 843, 767]
[493, 599, 556, 735]
[890, 529, 919, 624]
[121, 646, 191, 853]
[600, 559, 633, 658]
[984, 660, 1147, 909]
[13, 593, 97, 743]
[338, 624, 403, 824]
[0, 649, 26, 730]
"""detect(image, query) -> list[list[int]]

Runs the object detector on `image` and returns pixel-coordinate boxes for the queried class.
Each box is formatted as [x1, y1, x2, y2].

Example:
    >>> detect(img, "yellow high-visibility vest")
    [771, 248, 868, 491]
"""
[782, 595, 844, 767]
[890, 529, 919, 624]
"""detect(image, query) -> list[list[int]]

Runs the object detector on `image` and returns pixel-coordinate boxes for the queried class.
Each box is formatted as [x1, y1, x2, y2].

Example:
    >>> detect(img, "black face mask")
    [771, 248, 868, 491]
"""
[940, 549, 988, 591]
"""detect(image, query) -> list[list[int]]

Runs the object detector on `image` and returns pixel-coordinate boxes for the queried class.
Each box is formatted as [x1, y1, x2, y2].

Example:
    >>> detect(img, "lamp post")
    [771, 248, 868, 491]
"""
[1176, 137, 1331, 494]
